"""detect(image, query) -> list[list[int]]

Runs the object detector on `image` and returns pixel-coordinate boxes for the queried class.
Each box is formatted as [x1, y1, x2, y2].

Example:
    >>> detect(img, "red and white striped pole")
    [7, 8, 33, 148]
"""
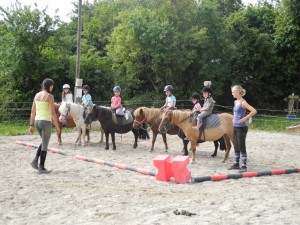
[16, 141, 67, 155]
[76, 155, 156, 176]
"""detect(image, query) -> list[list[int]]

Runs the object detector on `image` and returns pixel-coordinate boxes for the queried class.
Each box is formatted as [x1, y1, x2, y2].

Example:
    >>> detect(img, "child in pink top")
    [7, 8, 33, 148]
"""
[111, 86, 127, 118]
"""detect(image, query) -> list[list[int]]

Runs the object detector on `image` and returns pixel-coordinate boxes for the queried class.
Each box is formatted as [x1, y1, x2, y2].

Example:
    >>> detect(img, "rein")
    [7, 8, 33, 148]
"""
[176, 115, 191, 125]
[61, 104, 71, 121]
[134, 111, 161, 131]
[164, 112, 190, 131]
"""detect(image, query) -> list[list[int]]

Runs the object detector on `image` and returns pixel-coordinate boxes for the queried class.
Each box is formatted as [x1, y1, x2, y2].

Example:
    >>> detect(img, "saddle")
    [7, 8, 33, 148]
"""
[192, 114, 221, 141]
[112, 110, 133, 125]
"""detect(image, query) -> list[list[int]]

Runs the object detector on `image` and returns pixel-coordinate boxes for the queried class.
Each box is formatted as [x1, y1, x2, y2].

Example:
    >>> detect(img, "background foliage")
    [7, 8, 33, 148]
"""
[0, 0, 299, 111]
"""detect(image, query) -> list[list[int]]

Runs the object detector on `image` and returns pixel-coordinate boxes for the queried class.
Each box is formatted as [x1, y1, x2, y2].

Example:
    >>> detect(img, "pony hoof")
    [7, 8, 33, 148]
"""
[164, 149, 168, 152]
[149, 149, 153, 152]
[211, 154, 216, 157]
[105, 147, 109, 150]
[112, 148, 116, 151]
[220, 160, 225, 163]
[190, 160, 195, 164]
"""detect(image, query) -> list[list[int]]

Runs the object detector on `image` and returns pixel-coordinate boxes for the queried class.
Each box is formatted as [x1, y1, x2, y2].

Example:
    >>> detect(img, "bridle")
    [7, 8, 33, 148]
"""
[133, 116, 146, 129]
[160, 112, 190, 133]
[60, 103, 71, 122]
[160, 114, 173, 133]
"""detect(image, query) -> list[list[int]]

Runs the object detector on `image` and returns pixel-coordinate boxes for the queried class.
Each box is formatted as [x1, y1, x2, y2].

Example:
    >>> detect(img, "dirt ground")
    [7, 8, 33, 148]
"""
[0, 129, 299, 225]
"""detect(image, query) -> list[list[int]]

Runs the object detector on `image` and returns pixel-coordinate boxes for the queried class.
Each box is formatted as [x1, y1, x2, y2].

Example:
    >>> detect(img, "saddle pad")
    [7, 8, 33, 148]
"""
[205, 114, 221, 129]
[112, 111, 133, 125]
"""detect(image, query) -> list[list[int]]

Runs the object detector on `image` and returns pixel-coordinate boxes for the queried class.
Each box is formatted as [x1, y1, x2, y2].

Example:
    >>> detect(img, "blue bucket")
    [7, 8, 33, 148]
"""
[287, 115, 297, 120]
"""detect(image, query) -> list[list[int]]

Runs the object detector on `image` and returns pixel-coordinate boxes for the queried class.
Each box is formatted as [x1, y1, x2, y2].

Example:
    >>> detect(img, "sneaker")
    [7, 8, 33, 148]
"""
[238, 166, 247, 173]
[228, 163, 240, 170]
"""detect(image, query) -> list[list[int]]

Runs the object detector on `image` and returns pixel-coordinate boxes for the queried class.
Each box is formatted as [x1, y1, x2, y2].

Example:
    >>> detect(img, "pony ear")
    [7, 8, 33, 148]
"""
[139, 108, 143, 114]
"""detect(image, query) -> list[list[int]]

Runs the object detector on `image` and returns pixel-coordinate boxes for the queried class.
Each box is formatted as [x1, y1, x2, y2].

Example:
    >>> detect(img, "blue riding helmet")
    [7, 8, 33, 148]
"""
[164, 85, 173, 92]
[113, 86, 121, 92]
[82, 85, 90, 91]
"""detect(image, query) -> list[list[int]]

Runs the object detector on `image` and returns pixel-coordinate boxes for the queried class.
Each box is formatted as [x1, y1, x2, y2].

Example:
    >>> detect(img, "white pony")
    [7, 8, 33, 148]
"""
[59, 102, 103, 146]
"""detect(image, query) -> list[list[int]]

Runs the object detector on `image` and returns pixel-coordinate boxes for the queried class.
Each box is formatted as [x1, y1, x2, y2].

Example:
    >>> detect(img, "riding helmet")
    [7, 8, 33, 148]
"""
[202, 86, 212, 94]
[191, 93, 201, 100]
[113, 86, 121, 92]
[82, 85, 90, 91]
[164, 85, 173, 92]
[63, 84, 70, 89]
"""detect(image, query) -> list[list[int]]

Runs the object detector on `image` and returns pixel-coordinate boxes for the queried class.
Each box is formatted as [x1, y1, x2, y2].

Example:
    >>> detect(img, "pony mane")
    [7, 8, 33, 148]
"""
[139, 107, 162, 124]
[171, 110, 191, 122]
[98, 106, 112, 119]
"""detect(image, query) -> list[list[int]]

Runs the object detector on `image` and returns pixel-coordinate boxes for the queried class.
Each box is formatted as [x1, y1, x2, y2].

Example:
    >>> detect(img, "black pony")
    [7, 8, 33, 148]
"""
[84, 105, 139, 150]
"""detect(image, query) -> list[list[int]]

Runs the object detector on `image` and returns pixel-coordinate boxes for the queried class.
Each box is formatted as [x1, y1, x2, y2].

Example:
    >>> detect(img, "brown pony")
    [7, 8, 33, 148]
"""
[158, 110, 234, 163]
[133, 107, 187, 152]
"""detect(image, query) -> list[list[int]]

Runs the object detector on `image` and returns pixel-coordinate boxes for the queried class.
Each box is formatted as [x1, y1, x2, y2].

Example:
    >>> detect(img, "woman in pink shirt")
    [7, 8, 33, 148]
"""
[111, 86, 127, 118]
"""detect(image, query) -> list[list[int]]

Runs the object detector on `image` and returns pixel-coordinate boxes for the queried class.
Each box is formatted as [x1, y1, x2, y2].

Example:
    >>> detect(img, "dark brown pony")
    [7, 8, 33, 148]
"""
[84, 105, 139, 150]
[133, 107, 225, 156]
[158, 110, 234, 163]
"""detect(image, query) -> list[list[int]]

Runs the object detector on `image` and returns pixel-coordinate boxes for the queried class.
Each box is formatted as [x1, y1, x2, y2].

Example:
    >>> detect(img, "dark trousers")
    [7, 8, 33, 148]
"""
[233, 126, 248, 166]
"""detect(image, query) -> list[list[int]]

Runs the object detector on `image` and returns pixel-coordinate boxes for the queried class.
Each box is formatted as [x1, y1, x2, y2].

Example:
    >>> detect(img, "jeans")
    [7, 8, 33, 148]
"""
[233, 126, 248, 166]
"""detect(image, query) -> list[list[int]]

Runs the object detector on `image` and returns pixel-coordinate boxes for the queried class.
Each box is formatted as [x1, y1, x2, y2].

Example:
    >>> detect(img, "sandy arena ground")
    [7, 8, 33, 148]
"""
[0, 129, 299, 225]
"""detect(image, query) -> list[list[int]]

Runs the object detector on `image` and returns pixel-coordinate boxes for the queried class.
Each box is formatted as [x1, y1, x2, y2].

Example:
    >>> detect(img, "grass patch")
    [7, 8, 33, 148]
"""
[249, 114, 300, 133]
[0, 120, 76, 136]
[0, 115, 299, 136]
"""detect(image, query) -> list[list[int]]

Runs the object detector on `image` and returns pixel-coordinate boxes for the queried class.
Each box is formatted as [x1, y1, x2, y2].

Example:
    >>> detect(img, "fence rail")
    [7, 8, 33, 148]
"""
[0, 100, 298, 123]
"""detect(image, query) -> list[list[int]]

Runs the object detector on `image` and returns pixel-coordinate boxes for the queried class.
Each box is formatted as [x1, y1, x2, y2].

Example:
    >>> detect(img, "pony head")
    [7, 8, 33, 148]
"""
[158, 110, 173, 133]
[84, 105, 98, 125]
[59, 102, 71, 124]
[133, 107, 146, 129]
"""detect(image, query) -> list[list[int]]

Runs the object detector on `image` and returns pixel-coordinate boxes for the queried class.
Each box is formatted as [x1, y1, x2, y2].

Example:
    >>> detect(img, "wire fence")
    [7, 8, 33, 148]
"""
[0, 100, 299, 126]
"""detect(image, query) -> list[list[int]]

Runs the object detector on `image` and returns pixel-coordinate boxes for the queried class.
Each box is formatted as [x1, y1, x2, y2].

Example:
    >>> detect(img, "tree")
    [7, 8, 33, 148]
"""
[274, 0, 300, 97]
[0, 2, 61, 102]
[226, 2, 281, 108]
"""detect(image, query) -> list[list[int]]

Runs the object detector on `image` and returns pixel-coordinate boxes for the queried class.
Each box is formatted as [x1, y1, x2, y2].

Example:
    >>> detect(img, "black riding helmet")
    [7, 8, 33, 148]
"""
[82, 85, 90, 91]
[202, 86, 212, 94]
[191, 93, 201, 101]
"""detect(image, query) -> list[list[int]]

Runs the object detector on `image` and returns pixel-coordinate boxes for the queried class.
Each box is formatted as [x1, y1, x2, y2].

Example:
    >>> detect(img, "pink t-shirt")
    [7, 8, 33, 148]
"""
[193, 103, 201, 111]
[111, 96, 122, 108]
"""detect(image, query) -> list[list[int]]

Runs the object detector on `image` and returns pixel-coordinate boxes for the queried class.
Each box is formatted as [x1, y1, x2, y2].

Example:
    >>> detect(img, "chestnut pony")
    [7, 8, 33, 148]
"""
[133, 107, 188, 152]
[158, 110, 233, 163]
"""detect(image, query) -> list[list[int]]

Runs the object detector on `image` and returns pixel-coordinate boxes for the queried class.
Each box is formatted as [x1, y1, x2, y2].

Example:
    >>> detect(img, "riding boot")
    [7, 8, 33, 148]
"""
[192, 122, 202, 130]
[38, 151, 52, 174]
[30, 144, 42, 170]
